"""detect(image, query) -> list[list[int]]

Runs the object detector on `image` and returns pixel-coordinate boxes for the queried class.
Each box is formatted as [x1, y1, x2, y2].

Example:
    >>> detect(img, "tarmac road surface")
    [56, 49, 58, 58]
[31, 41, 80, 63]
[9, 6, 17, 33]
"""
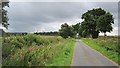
[71, 39, 118, 67]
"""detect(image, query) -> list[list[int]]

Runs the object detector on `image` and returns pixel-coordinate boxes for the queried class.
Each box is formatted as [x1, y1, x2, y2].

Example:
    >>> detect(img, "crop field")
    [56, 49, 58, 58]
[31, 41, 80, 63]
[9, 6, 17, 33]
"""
[80, 36, 120, 64]
[2, 34, 76, 66]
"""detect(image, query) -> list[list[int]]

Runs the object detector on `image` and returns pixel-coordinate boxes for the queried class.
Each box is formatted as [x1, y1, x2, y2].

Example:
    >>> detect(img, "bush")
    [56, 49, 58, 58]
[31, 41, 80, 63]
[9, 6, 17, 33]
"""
[2, 34, 63, 59]
[2, 36, 75, 66]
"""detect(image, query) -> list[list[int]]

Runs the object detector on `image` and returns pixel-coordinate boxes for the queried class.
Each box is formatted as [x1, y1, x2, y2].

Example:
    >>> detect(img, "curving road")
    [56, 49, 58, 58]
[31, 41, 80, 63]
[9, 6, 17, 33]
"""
[71, 39, 118, 66]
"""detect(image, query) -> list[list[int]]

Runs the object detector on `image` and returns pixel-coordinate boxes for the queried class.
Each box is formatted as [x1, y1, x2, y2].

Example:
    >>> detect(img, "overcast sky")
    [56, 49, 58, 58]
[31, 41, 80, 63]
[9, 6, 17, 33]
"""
[3, 0, 119, 35]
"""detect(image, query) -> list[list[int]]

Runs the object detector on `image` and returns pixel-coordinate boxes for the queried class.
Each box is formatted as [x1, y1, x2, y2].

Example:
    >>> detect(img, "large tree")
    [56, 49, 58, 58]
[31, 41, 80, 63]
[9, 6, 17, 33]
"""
[80, 21, 91, 38]
[59, 23, 74, 39]
[81, 8, 113, 38]
[72, 23, 81, 34]
[0, 0, 9, 29]
[97, 12, 114, 36]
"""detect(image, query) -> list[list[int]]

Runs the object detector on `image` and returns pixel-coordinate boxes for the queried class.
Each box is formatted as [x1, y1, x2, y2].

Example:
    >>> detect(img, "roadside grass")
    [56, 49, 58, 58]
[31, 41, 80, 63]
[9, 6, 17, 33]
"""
[48, 38, 75, 66]
[2, 34, 76, 66]
[80, 37, 120, 65]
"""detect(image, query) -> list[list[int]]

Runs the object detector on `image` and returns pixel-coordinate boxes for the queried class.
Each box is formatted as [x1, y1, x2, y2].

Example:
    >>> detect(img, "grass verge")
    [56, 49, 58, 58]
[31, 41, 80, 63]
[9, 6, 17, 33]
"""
[48, 38, 75, 66]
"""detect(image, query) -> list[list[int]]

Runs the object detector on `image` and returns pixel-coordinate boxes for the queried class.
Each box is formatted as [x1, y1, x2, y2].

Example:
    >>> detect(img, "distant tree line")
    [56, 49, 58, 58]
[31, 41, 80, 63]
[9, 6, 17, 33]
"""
[5, 32, 28, 36]
[59, 8, 114, 39]
[34, 31, 58, 36]
[5, 31, 59, 36]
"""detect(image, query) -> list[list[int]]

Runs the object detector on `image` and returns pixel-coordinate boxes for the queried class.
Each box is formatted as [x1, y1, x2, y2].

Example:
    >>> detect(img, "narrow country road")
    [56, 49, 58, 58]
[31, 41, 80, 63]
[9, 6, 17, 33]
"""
[71, 39, 118, 66]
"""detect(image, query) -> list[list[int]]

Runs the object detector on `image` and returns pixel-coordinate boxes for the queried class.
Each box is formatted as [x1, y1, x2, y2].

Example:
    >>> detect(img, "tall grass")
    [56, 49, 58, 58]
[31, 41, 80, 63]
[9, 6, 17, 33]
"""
[2, 34, 75, 66]
[80, 37, 120, 65]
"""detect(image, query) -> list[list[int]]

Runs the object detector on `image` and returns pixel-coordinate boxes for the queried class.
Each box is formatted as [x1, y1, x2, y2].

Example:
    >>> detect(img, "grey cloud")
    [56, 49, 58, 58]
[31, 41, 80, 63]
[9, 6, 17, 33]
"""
[9, 2, 86, 23]
[6, 2, 118, 34]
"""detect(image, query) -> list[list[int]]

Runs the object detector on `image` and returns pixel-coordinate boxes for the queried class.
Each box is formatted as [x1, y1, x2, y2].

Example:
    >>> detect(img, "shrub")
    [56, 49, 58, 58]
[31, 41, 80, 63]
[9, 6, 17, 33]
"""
[2, 34, 63, 59]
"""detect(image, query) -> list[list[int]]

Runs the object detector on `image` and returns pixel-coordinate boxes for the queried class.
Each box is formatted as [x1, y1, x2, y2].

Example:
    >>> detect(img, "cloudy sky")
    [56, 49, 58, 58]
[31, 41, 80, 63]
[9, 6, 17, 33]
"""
[3, 0, 119, 35]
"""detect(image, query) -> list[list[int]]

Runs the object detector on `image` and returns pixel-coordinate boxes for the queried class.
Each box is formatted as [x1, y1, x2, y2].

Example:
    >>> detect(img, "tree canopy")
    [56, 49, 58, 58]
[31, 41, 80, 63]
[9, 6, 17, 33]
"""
[1, 0, 9, 29]
[72, 23, 81, 33]
[96, 12, 114, 36]
[59, 8, 114, 39]
[81, 8, 114, 38]
[59, 23, 74, 39]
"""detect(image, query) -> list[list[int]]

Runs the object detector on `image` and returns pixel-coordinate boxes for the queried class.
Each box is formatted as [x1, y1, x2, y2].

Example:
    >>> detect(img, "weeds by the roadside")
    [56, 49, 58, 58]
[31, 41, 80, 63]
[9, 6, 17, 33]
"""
[2, 34, 75, 66]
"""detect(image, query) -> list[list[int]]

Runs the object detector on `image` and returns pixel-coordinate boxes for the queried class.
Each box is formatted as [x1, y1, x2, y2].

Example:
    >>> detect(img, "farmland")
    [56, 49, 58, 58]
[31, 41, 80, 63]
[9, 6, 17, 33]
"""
[2, 34, 75, 66]
[80, 36, 120, 65]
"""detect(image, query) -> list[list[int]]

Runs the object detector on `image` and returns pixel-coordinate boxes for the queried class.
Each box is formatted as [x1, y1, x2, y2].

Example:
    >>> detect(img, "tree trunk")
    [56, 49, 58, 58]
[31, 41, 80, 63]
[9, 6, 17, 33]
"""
[104, 32, 107, 37]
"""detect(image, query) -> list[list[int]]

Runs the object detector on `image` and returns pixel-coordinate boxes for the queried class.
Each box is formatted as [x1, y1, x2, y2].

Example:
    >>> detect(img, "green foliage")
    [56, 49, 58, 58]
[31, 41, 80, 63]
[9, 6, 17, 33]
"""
[2, 34, 62, 59]
[62, 8, 114, 39]
[1, 1, 9, 29]
[82, 30, 89, 38]
[81, 37, 120, 64]
[91, 30, 99, 39]
[72, 23, 81, 33]
[2, 34, 75, 66]
[59, 23, 74, 39]
[80, 8, 114, 38]
[81, 8, 106, 38]
[97, 12, 114, 36]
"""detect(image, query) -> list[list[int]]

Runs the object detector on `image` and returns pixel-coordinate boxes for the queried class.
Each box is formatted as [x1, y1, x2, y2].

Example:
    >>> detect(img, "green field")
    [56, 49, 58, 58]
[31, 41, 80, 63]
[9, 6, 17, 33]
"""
[2, 34, 75, 66]
[80, 37, 120, 65]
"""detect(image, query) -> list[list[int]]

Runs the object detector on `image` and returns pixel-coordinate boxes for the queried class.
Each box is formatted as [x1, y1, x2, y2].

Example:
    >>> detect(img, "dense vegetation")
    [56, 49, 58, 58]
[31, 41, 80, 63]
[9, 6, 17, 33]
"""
[2, 34, 75, 66]
[80, 36, 120, 64]
[81, 8, 114, 38]
[59, 23, 74, 39]
[1, 1, 9, 29]
[59, 8, 114, 39]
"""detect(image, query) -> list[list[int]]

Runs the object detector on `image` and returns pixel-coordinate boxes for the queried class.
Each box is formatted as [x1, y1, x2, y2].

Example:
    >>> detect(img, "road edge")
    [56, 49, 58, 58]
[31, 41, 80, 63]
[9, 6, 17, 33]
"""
[70, 39, 77, 66]
[79, 39, 119, 67]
